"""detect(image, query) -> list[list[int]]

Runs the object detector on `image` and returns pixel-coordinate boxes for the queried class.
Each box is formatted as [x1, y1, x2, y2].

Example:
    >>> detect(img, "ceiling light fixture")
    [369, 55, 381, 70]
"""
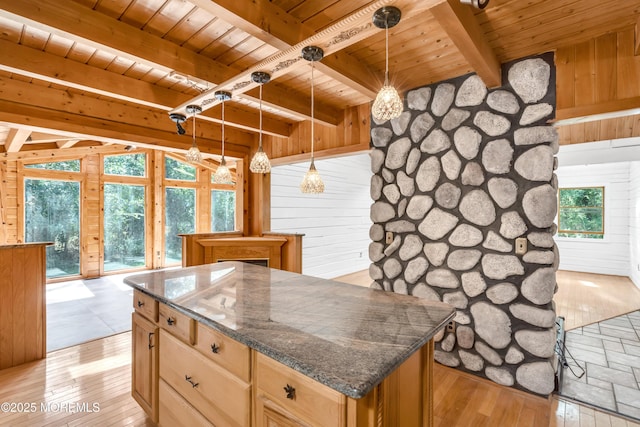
[460, 0, 490, 9]
[213, 91, 234, 184]
[371, 6, 403, 122]
[185, 105, 203, 163]
[169, 113, 187, 135]
[249, 71, 272, 174]
[300, 46, 325, 194]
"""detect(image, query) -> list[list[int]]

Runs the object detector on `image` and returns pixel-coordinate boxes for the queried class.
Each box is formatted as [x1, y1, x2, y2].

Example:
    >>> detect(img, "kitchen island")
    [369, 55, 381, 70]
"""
[124, 262, 454, 427]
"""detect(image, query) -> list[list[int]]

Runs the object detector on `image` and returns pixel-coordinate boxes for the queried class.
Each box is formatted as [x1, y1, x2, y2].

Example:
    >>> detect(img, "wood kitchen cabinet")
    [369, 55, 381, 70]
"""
[132, 291, 159, 423]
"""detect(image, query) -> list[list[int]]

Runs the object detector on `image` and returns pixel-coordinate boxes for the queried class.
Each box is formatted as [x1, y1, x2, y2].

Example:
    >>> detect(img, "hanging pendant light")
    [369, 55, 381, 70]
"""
[249, 71, 272, 174]
[185, 105, 202, 163]
[300, 46, 325, 194]
[371, 6, 403, 122]
[213, 91, 233, 184]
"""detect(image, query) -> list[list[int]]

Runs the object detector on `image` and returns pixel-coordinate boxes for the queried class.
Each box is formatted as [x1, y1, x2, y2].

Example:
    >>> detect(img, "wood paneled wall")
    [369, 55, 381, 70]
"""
[0, 160, 17, 243]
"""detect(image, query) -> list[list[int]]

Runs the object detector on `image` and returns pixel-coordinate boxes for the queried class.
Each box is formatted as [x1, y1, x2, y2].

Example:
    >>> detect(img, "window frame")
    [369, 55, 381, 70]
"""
[557, 186, 605, 239]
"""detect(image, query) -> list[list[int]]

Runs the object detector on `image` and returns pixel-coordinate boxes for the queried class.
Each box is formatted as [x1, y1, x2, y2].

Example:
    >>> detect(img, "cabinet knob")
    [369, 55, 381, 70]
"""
[166, 317, 175, 326]
[284, 384, 296, 400]
[185, 375, 199, 388]
[137, 300, 144, 307]
[211, 343, 220, 354]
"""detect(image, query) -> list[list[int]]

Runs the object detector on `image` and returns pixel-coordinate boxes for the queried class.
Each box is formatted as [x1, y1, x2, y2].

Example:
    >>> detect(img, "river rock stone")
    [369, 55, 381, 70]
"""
[432, 83, 456, 116]
[461, 162, 485, 186]
[371, 201, 395, 223]
[471, 302, 512, 349]
[514, 126, 558, 146]
[459, 350, 484, 371]
[486, 367, 514, 386]
[370, 224, 384, 241]
[522, 267, 556, 305]
[383, 235, 401, 257]
[487, 90, 520, 115]
[442, 108, 471, 131]
[419, 208, 459, 240]
[514, 145, 554, 181]
[527, 232, 554, 248]
[487, 178, 518, 209]
[371, 127, 393, 147]
[516, 362, 555, 395]
[390, 111, 412, 135]
[459, 190, 496, 226]
[383, 258, 402, 279]
[393, 279, 408, 295]
[454, 126, 482, 160]
[505, 347, 525, 364]
[457, 326, 475, 349]
[426, 269, 460, 289]
[416, 156, 441, 192]
[449, 224, 483, 247]
[523, 250, 555, 264]
[399, 235, 423, 261]
[406, 148, 421, 175]
[412, 283, 441, 301]
[456, 75, 487, 107]
[482, 254, 524, 280]
[487, 282, 519, 305]
[385, 137, 411, 170]
[435, 350, 460, 367]
[523, 185, 557, 228]
[474, 111, 511, 137]
[520, 103, 553, 125]
[398, 198, 407, 218]
[441, 150, 462, 180]
[461, 271, 487, 297]
[455, 312, 471, 325]
[386, 220, 416, 233]
[443, 291, 468, 309]
[483, 230, 513, 253]
[407, 87, 432, 110]
[435, 182, 462, 209]
[369, 263, 382, 280]
[382, 184, 400, 204]
[406, 195, 433, 220]
[510, 304, 556, 328]
[508, 58, 550, 103]
[475, 341, 503, 366]
[371, 149, 385, 173]
[371, 175, 383, 200]
[405, 257, 429, 284]
[397, 171, 415, 197]
[410, 112, 435, 142]
[369, 242, 384, 262]
[500, 211, 528, 239]
[448, 249, 482, 271]
[441, 332, 456, 352]
[421, 129, 451, 154]
[382, 168, 394, 183]
[482, 139, 514, 174]
[423, 243, 450, 267]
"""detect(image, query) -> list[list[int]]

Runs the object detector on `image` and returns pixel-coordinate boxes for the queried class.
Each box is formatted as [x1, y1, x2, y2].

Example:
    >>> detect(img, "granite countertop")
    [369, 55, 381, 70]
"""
[124, 262, 455, 399]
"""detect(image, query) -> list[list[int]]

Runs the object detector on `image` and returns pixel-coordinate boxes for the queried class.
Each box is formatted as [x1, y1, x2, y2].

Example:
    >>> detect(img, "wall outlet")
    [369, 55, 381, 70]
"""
[515, 237, 527, 255]
[446, 321, 456, 333]
[385, 231, 393, 244]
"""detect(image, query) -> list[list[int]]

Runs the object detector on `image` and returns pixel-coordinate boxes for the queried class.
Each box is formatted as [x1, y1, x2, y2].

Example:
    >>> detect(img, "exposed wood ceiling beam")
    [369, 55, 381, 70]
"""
[5, 128, 31, 153]
[555, 96, 640, 123]
[0, 0, 337, 125]
[430, 0, 501, 88]
[1, 144, 130, 161]
[56, 140, 80, 149]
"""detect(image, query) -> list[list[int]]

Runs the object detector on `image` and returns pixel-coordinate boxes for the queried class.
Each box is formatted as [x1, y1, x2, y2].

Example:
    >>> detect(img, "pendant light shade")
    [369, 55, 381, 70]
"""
[371, 7, 403, 122]
[249, 71, 272, 174]
[300, 46, 325, 194]
[213, 91, 234, 184]
[185, 105, 202, 163]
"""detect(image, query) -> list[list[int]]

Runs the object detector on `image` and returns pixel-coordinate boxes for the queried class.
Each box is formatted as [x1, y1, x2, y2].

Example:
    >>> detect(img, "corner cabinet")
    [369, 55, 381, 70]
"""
[132, 291, 159, 423]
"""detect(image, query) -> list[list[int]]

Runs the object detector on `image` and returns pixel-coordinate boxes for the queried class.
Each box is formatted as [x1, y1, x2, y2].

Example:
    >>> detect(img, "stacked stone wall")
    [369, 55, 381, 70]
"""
[369, 53, 559, 395]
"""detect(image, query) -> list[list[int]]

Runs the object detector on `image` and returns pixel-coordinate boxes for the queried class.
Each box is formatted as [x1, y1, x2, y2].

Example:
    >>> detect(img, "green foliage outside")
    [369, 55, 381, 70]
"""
[211, 190, 235, 231]
[104, 184, 145, 271]
[557, 187, 604, 239]
[165, 187, 196, 264]
[165, 157, 196, 181]
[25, 160, 80, 172]
[104, 153, 145, 177]
[24, 178, 80, 278]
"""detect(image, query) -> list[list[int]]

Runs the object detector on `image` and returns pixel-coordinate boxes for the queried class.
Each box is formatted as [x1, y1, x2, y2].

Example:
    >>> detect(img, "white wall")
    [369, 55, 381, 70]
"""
[270, 153, 372, 279]
[630, 161, 640, 287]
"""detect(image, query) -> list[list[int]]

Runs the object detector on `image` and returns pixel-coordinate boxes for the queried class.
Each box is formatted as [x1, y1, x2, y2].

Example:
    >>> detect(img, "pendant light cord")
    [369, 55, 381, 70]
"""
[311, 60, 315, 161]
[221, 100, 225, 159]
[192, 110, 196, 147]
[384, 24, 389, 86]
[259, 84, 263, 148]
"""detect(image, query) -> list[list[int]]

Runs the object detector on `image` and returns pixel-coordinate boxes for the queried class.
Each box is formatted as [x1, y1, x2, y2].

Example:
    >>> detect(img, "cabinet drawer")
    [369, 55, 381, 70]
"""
[255, 352, 346, 427]
[133, 290, 158, 322]
[159, 379, 213, 427]
[194, 323, 250, 382]
[159, 329, 251, 427]
[158, 303, 195, 344]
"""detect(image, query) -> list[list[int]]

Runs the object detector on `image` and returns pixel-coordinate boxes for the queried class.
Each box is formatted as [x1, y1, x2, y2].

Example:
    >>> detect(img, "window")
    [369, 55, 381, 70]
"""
[211, 190, 236, 231]
[25, 178, 81, 278]
[25, 160, 80, 172]
[103, 184, 146, 271]
[557, 187, 604, 239]
[165, 157, 196, 181]
[165, 187, 196, 264]
[104, 153, 146, 177]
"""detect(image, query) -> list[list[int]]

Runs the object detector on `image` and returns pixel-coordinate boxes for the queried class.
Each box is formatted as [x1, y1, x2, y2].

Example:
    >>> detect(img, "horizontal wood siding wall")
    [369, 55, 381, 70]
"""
[555, 162, 630, 276]
[0, 159, 17, 244]
[630, 161, 640, 287]
[270, 153, 371, 279]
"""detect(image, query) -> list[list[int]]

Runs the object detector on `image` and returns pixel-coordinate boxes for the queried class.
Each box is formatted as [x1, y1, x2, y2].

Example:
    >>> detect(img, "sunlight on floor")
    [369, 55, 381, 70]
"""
[577, 280, 598, 288]
[46, 280, 95, 303]
[67, 353, 130, 379]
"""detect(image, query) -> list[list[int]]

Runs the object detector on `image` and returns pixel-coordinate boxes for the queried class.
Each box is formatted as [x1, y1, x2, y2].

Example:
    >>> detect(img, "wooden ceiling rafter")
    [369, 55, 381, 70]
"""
[5, 128, 31, 153]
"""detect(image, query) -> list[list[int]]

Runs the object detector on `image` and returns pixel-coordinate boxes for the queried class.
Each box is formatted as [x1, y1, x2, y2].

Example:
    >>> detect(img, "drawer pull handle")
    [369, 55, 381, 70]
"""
[137, 300, 144, 307]
[148, 332, 154, 350]
[211, 343, 220, 354]
[185, 375, 199, 388]
[284, 384, 296, 400]
[166, 317, 175, 326]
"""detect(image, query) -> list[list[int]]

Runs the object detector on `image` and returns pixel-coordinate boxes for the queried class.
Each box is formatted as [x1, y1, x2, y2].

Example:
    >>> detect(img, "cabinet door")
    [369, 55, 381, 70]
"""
[256, 397, 310, 427]
[132, 312, 159, 423]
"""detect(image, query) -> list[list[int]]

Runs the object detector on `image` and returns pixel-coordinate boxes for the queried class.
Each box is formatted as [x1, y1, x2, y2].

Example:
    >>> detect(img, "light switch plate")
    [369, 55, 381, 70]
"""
[385, 231, 393, 245]
[515, 237, 527, 255]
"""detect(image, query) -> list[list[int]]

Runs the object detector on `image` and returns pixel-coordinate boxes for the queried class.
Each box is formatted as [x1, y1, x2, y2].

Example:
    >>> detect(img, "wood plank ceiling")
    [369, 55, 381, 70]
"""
[0, 0, 639, 160]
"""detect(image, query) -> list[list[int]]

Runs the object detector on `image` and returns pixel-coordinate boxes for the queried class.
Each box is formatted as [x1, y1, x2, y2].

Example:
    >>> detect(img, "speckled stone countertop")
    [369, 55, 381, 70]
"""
[124, 262, 455, 399]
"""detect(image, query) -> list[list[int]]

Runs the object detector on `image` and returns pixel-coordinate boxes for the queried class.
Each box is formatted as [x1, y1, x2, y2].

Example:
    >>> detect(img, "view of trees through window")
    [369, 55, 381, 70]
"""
[25, 160, 80, 172]
[104, 153, 145, 177]
[25, 178, 81, 278]
[165, 187, 195, 264]
[211, 190, 235, 231]
[558, 187, 604, 239]
[104, 184, 145, 271]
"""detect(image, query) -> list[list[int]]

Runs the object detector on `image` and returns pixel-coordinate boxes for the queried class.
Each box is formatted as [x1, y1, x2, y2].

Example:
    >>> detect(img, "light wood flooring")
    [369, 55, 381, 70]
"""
[0, 270, 639, 426]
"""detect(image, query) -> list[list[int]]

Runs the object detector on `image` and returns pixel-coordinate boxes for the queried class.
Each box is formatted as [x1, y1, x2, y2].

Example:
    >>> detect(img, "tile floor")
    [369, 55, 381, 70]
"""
[561, 310, 640, 421]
